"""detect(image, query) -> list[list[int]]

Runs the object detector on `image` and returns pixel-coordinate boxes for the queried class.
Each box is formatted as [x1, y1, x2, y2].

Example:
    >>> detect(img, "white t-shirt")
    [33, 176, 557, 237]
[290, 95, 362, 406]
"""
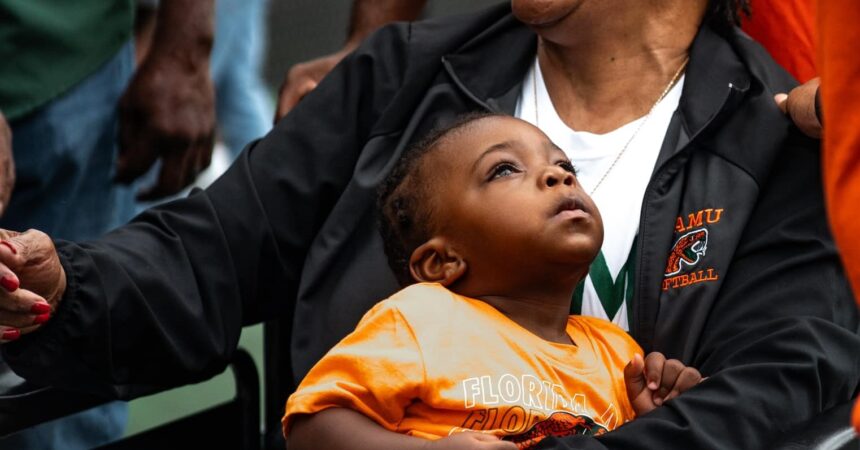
[514, 58, 684, 330]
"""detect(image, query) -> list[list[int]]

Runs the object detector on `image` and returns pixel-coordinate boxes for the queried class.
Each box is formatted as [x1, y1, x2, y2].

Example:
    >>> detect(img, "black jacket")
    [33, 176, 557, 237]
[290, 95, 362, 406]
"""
[5, 4, 859, 449]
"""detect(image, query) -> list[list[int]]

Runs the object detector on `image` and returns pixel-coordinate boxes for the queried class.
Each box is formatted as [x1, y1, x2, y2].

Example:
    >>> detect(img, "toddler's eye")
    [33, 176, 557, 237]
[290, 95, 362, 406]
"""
[558, 161, 577, 175]
[490, 162, 519, 180]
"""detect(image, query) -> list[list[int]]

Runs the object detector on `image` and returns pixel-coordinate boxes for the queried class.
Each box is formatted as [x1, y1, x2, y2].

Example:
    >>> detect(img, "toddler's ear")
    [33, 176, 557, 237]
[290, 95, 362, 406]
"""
[409, 238, 466, 286]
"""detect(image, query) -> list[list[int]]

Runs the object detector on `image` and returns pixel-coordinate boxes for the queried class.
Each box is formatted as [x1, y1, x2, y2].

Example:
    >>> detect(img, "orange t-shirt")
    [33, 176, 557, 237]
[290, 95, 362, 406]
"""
[283, 283, 642, 448]
[742, 0, 817, 82]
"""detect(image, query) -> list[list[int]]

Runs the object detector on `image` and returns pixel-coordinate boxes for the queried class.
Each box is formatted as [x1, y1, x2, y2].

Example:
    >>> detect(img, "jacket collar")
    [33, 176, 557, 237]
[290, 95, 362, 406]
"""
[675, 24, 751, 148]
[441, 9, 752, 148]
[440, 5, 535, 114]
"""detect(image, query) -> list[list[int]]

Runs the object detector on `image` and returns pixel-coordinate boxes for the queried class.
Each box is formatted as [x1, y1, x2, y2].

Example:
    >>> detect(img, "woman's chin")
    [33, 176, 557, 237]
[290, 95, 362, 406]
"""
[511, 0, 581, 28]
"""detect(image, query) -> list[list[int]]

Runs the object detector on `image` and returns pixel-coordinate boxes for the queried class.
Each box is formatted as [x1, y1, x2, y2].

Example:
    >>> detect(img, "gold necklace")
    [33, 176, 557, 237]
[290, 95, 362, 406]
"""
[533, 57, 689, 196]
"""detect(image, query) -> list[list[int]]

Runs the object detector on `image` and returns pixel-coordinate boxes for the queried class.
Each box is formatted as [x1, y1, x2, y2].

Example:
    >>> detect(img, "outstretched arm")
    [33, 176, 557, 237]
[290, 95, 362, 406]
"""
[0, 23, 413, 398]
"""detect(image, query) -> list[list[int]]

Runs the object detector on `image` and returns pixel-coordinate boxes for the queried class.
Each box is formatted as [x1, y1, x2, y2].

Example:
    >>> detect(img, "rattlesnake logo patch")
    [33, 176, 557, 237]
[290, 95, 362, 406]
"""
[504, 411, 608, 449]
[664, 228, 708, 276]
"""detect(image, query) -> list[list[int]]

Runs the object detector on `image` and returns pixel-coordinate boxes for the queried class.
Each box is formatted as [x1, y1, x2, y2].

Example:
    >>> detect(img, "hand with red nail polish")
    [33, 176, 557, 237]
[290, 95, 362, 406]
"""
[1, 328, 20, 342]
[30, 302, 52, 314]
[32, 313, 51, 325]
[0, 228, 66, 337]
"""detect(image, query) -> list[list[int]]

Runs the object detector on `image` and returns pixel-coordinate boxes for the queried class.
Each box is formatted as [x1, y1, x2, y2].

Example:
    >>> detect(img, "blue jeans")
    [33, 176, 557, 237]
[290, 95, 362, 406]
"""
[0, 41, 135, 449]
[211, 0, 273, 158]
[0, 42, 137, 240]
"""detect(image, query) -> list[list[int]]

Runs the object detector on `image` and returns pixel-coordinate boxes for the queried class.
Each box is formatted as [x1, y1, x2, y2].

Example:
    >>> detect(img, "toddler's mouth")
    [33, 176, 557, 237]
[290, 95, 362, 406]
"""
[555, 197, 587, 216]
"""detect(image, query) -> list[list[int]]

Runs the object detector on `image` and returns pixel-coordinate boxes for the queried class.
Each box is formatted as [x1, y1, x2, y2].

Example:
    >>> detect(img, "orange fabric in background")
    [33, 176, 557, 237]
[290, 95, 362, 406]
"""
[854, 398, 860, 434]
[817, 0, 860, 432]
[818, 0, 860, 305]
[742, 0, 817, 82]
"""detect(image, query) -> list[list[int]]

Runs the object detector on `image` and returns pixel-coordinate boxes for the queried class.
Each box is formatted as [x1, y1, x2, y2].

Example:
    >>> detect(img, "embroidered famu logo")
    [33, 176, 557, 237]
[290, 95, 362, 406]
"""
[664, 228, 708, 276]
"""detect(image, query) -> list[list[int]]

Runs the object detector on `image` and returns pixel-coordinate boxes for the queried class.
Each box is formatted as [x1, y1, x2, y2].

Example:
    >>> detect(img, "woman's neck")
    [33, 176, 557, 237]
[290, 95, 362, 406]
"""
[534, 2, 705, 133]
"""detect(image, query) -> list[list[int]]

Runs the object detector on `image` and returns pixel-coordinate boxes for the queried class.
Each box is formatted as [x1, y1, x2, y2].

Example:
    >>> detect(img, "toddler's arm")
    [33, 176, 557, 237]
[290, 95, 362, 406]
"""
[289, 408, 517, 450]
[623, 352, 703, 416]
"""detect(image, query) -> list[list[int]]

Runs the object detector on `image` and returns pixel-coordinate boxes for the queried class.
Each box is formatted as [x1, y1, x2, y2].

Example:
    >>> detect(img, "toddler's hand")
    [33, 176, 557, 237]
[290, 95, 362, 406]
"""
[424, 432, 518, 450]
[624, 352, 703, 415]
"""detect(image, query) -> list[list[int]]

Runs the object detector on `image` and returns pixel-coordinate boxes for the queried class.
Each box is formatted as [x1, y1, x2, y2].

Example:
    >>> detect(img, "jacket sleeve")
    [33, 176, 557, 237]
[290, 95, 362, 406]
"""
[538, 141, 860, 448]
[1, 24, 412, 399]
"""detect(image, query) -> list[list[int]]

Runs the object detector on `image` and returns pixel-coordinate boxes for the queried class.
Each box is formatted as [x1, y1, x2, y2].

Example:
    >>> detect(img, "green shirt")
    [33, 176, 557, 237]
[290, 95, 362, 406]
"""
[0, 0, 134, 120]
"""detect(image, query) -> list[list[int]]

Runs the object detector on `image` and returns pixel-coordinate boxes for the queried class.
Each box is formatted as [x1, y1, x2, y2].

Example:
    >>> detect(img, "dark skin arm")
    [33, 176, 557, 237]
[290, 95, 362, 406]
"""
[274, 0, 427, 120]
[0, 111, 14, 216]
[117, 0, 215, 200]
[289, 408, 517, 450]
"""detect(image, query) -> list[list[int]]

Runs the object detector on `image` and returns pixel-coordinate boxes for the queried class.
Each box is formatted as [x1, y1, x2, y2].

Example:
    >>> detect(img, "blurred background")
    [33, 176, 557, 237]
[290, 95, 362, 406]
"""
[262, 1, 499, 92]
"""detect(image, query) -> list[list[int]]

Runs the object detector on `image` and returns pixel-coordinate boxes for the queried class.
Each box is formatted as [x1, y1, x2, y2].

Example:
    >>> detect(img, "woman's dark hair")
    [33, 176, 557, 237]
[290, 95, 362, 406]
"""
[705, 0, 751, 30]
[376, 112, 504, 286]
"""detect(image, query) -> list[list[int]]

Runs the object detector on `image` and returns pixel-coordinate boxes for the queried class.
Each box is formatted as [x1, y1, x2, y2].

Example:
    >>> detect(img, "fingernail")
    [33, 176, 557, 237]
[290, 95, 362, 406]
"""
[654, 397, 663, 406]
[33, 313, 51, 325]
[648, 382, 658, 390]
[30, 302, 52, 314]
[2, 329, 20, 341]
[0, 240, 16, 255]
[0, 275, 19, 291]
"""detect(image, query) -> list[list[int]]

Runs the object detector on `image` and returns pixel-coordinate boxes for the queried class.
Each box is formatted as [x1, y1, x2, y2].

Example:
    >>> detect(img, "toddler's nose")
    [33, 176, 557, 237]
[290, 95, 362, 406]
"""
[542, 166, 575, 188]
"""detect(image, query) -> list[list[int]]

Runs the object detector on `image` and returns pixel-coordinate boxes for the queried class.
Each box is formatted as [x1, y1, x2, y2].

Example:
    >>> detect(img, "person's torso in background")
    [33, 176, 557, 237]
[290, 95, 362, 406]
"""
[0, 0, 134, 121]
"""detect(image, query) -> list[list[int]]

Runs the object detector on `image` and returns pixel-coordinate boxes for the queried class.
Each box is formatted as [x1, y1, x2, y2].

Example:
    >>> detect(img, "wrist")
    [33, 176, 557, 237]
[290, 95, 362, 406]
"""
[147, 0, 214, 73]
[342, 37, 364, 54]
[145, 34, 212, 75]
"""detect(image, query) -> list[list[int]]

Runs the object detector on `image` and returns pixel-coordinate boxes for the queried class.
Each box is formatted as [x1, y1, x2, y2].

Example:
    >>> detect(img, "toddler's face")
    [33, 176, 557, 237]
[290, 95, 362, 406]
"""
[425, 116, 603, 281]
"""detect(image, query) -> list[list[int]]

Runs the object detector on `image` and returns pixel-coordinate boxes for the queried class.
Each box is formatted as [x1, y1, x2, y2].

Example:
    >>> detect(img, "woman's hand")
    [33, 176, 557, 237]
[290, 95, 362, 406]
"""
[0, 229, 65, 342]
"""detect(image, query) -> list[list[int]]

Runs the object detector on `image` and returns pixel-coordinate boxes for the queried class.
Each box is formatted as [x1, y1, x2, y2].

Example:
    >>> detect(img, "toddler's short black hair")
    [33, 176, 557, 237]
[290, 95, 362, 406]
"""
[377, 112, 505, 285]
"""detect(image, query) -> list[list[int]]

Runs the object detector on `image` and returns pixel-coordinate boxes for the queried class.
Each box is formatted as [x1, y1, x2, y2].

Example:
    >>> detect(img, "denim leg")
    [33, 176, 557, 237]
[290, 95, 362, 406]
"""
[211, 0, 273, 158]
[0, 41, 137, 240]
[0, 403, 129, 450]
[0, 41, 135, 449]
